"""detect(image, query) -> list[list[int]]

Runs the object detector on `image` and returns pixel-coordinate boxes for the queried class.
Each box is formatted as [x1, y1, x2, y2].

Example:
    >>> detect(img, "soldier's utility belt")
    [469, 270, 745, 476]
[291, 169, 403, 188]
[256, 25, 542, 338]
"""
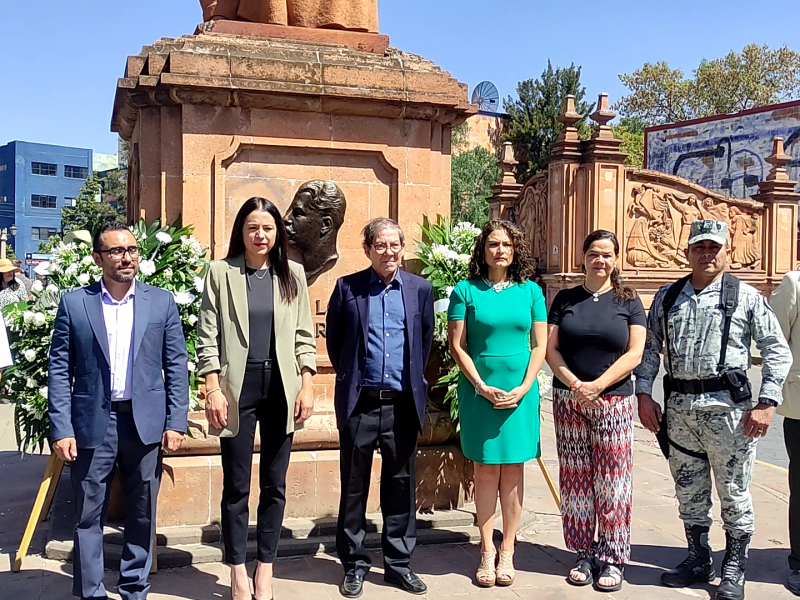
[671, 377, 727, 394]
[666, 368, 752, 403]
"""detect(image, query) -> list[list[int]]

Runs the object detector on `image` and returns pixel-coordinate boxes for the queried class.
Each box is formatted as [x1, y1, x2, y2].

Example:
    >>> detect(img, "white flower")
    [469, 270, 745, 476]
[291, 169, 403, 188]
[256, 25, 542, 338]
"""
[26, 378, 36, 389]
[445, 286, 454, 297]
[173, 291, 196, 305]
[23, 349, 36, 362]
[65, 263, 78, 276]
[23, 311, 34, 324]
[46, 284, 59, 293]
[141, 232, 147, 240]
[81, 255, 95, 266]
[94, 274, 102, 282]
[31, 280, 44, 293]
[139, 260, 156, 277]
[187, 314, 198, 326]
[34, 262, 50, 276]
[39, 386, 48, 400]
[155, 231, 172, 244]
[33, 312, 46, 326]
[193, 276, 204, 294]
[78, 273, 91, 285]
[187, 361, 196, 372]
[457, 253, 471, 265]
[180, 235, 203, 257]
[164, 268, 173, 280]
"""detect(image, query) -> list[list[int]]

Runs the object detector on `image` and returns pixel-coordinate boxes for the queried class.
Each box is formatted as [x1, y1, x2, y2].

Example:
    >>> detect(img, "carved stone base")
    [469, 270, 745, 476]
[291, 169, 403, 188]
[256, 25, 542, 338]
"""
[105, 444, 474, 527]
[198, 19, 390, 54]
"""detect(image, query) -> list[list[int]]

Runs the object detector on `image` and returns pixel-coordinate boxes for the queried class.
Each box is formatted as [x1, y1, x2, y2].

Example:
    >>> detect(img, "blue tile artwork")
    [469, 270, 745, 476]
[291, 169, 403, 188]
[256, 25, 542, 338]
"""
[645, 101, 800, 198]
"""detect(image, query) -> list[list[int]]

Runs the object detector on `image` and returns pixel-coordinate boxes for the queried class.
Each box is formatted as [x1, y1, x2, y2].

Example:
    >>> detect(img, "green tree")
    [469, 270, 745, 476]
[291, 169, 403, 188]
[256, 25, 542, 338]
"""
[616, 44, 800, 125]
[611, 116, 645, 168]
[503, 61, 593, 182]
[61, 176, 123, 236]
[451, 146, 500, 227]
[97, 168, 128, 221]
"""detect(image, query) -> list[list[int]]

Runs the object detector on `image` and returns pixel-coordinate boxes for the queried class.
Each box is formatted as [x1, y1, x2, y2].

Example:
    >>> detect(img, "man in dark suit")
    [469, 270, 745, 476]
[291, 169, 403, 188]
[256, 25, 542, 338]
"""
[48, 222, 189, 600]
[326, 217, 434, 598]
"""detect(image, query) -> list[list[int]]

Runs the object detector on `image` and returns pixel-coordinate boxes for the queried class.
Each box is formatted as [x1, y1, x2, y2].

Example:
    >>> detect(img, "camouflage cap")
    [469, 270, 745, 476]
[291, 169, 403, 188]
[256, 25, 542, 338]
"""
[688, 219, 728, 245]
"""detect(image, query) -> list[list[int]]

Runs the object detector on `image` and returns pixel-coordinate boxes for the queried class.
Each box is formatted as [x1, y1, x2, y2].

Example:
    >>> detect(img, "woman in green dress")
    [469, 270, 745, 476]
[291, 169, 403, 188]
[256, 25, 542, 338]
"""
[447, 220, 547, 588]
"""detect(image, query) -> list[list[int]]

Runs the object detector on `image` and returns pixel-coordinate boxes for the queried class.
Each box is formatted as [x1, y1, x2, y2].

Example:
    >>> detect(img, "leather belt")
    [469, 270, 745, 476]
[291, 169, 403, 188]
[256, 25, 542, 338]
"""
[111, 400, 133, 413]
[362, 388, 404, 401]
[671, 377, 727, 394]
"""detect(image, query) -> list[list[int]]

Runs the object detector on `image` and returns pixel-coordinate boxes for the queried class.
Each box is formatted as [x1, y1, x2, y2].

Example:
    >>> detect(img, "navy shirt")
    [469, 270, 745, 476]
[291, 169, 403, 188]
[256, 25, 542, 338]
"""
[363, 269, 410, 390]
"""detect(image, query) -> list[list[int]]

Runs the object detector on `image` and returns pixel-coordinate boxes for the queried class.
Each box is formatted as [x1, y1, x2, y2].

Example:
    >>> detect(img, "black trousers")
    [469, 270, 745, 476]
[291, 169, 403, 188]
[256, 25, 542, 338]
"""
[220, 358, 293, 565]
[336, 391, 418, 577]
[786, 417, 800, 570]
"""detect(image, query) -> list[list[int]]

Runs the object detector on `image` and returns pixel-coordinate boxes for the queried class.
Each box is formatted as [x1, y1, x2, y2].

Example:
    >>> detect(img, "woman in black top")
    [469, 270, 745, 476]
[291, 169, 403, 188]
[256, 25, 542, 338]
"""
[545, 230, 646, 592]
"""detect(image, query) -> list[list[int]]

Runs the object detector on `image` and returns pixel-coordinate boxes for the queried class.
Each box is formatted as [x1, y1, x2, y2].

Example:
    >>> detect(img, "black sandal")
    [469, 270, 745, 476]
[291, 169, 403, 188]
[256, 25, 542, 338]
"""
[567, 557, 594, 587]
[594, 563, 623, 593]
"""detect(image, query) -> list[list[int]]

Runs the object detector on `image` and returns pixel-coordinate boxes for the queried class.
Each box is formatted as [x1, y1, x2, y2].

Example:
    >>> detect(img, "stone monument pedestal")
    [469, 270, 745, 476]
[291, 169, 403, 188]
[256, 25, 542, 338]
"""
[110, 25, 476, 529]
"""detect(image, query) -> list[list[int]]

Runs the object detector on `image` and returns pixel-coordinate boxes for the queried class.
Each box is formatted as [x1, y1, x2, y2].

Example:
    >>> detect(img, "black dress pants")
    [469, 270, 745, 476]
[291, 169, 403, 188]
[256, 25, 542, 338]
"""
[336, 392, 418, 577]
[785, 417, 800, 570]
[220, 358, 293, 565]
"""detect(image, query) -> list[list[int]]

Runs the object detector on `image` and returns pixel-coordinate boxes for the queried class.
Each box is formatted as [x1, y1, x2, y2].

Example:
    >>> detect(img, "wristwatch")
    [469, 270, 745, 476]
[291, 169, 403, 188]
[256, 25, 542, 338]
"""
[758, 398, 779, 407]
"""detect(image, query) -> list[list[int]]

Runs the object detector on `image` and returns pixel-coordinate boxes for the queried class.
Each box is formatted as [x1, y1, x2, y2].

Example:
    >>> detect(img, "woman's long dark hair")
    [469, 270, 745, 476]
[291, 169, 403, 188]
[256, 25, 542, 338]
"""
[582, 230, 636, 301]
[227, 197, 298, 303]
[0, 271, 19, 291]
[468, 220, 535, 284]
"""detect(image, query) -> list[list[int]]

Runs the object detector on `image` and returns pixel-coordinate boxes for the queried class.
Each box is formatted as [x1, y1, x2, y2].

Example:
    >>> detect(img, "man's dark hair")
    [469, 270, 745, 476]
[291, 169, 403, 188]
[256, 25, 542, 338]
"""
[93, 222, 131, 252]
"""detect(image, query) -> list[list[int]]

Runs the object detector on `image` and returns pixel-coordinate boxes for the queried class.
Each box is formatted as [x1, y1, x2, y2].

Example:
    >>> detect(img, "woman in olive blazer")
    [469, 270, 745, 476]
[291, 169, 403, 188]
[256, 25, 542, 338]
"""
[197, 197, 316, 600]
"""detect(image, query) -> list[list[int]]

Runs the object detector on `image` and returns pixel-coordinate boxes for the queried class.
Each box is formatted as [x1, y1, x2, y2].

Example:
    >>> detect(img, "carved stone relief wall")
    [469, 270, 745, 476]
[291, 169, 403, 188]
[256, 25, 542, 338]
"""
[624, 176, 763, 270]
[514, 173, 549, 271]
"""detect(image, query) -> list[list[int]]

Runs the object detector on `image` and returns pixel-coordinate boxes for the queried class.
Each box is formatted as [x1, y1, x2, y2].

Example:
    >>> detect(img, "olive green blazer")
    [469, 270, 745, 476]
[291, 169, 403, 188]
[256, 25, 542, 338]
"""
[196, 256, 317, 437]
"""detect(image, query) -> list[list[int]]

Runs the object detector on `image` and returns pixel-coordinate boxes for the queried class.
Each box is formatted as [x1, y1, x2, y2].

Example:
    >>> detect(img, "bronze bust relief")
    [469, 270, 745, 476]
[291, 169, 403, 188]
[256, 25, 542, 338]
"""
[283, 180, 347, 279]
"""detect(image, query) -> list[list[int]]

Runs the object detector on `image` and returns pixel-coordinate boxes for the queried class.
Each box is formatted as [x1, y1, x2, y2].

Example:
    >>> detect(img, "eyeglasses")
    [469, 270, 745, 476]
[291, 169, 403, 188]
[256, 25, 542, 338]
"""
[372, 242, 404, 254]
[99, 246, 141, 260]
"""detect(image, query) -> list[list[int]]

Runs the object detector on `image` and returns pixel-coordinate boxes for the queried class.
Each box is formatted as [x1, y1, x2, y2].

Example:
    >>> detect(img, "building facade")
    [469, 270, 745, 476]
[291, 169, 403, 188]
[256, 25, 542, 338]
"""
[0, 141, 93, 262]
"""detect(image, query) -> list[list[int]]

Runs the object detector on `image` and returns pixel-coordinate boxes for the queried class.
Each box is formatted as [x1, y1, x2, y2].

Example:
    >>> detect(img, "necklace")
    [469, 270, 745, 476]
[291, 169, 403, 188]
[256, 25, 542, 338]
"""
[252, 268, 269, 280]
[583, 284, 612, 303]
[482, 276, 514, 293]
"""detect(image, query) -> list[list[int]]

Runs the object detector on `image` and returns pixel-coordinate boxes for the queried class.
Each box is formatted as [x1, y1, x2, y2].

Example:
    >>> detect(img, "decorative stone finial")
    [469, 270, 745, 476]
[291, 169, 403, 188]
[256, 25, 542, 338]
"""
[765, 137, 792, 181]
[557, 95, 582, 128]
[590, 93, 616, 128]
[497, 142, 519, 186]
[488, 142, 523, 220]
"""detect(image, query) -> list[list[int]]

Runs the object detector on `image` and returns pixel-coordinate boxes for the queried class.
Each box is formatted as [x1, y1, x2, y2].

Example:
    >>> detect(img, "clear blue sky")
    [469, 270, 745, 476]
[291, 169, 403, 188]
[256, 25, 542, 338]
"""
[1, 0, 798, 155]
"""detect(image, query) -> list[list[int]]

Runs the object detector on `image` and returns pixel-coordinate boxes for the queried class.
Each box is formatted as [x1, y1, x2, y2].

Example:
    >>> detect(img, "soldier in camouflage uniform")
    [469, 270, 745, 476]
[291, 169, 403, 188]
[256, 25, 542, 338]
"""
[635, 220, 791, 600]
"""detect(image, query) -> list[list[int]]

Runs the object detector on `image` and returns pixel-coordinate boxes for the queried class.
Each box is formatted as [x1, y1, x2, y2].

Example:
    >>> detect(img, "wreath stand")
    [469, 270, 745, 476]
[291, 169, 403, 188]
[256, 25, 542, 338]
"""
[13, 454, 158, 574]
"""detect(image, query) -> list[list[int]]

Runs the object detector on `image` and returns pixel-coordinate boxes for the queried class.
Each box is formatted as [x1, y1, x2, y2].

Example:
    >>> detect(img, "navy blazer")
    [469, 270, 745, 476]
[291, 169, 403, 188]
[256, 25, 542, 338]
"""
[326, 267, 434, 431]
[48, 281, 190, 449]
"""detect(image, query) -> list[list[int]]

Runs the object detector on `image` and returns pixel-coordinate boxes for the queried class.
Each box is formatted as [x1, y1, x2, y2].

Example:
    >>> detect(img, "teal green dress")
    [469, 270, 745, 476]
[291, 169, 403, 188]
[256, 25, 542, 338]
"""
[448, 278, 547, 464]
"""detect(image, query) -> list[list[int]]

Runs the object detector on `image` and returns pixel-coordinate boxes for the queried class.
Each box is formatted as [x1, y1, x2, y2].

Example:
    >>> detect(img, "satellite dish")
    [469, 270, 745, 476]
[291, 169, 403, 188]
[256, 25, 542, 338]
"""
[471, 81, 500, 112]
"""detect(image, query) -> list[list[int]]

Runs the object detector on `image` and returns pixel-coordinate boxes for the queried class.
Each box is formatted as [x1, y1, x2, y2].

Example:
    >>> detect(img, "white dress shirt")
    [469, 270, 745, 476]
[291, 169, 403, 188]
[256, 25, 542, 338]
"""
[100, 279, 135, 401]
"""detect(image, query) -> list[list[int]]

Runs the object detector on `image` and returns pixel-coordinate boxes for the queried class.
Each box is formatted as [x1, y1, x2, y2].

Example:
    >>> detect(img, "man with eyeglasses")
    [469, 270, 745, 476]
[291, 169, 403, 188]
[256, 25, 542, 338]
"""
[326, 217, 434, 597]
[48, 222, 189, 600]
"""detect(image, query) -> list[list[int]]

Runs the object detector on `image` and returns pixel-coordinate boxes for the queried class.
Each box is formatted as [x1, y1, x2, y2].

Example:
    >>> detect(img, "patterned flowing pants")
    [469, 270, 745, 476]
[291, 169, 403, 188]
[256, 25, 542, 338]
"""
[553, 389, 634, 565]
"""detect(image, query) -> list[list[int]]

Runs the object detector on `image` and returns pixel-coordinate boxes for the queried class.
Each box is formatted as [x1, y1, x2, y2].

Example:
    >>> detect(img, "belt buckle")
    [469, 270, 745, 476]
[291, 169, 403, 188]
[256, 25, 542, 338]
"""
[379, 389, 392, 401]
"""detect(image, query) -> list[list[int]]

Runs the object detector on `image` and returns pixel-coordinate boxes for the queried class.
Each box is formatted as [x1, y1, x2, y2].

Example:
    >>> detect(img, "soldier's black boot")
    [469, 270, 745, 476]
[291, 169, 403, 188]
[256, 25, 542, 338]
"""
[715, 532, 750, 600]
[661, 525, 715, 587]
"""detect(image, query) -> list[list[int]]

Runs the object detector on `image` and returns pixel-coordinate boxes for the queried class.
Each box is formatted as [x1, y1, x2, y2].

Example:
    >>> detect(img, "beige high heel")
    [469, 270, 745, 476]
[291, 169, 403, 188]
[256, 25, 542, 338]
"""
[496, 551, 515, 586]
[476, 550, 497, 587]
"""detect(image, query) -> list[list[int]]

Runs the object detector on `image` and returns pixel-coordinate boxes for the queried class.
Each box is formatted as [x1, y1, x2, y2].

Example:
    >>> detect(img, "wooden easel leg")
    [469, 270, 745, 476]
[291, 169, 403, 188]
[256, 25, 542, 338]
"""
[40, 459, 65, 522]
[537, 456, 561, 510]
[150, 526, 158, 574]
[13, 454, 65, 572]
